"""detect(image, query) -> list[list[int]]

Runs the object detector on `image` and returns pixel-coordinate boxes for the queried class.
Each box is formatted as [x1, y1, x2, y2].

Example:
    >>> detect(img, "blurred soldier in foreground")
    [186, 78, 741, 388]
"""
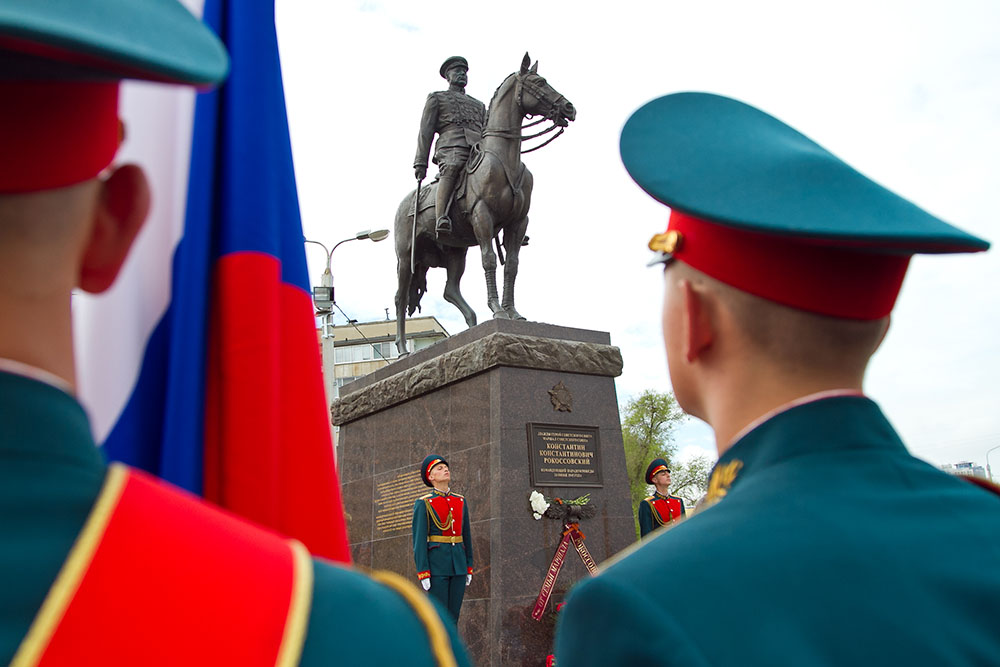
[637, 459, 686, 538]
[0, 2, 467, 664]
[554, 92, 1000, 665]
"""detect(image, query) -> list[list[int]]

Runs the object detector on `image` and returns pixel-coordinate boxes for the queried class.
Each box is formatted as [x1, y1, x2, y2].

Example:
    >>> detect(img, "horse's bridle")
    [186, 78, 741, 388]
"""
[482, 72, 569, 153]
[519, 74, 569, 126]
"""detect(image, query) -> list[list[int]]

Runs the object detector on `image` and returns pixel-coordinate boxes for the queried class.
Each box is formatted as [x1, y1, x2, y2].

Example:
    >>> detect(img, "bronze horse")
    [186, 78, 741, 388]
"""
[394, 53, 576, 355]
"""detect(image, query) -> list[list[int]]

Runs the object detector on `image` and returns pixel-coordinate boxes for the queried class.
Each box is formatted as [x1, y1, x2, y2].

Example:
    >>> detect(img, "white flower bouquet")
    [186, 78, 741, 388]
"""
[529, 490, 550, 520]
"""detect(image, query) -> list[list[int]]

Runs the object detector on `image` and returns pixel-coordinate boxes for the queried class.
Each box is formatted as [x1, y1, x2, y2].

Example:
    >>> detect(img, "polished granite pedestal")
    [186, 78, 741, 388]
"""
[332, 320, 634, 666]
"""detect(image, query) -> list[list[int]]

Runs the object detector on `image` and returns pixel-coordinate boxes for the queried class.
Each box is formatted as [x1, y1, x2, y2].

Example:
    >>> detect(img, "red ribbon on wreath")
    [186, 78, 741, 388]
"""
[531, 522, 598, 621]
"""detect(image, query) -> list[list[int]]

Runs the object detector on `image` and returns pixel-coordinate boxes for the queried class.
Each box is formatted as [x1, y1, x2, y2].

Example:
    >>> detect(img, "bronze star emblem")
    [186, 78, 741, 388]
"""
[548, 380, 573, 412]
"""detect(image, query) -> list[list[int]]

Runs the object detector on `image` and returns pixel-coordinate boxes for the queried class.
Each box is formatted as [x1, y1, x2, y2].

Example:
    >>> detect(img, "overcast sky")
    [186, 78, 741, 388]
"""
[275, 0, 1000, 473]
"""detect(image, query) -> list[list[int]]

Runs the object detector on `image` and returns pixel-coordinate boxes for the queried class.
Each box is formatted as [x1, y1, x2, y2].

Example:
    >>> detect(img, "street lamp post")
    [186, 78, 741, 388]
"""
[303, 239, 334, 336]
[305, 228, 389, 337]
[986, 444, 1000, 483]
[304, 228, 389, 409]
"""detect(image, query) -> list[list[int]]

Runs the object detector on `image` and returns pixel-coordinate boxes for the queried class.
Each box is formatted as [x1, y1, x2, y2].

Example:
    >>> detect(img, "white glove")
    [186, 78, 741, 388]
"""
[421, 578, 431, 591]
[466, 574, 473, 587]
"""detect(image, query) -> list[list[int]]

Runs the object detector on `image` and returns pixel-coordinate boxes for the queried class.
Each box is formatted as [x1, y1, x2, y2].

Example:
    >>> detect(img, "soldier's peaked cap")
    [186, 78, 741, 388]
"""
[0, 0, 228, 84]
[620, 92, 990, 320]
[421, 454, 449, 487]
[0, 0, 228, 192]
[646, 459, 670, 485]
[439, 55, 468, 78]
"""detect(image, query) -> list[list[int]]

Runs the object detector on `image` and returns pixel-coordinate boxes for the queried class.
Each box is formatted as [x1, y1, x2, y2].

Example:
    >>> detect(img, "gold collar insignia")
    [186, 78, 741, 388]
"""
[702, 460, 743, 508]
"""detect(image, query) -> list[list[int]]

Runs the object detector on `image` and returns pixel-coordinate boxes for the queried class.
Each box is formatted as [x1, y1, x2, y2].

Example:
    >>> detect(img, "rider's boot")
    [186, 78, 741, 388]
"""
[435, 173, 456, 236]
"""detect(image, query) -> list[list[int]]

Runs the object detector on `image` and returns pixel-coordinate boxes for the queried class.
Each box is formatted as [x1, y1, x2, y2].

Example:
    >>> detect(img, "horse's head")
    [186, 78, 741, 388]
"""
[518, 53, 576, 127]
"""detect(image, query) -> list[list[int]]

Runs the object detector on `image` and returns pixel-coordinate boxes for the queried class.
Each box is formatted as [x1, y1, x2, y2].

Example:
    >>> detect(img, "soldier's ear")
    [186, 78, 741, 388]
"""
[681, 279, 714, 363]
[530, 60, 538, 74]
[77, 164, 150, 293]
[520, 52, 530, 75]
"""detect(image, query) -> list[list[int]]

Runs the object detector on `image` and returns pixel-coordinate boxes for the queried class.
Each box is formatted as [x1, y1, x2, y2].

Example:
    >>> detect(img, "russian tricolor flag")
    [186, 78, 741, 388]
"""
[73, 0, 349, 562]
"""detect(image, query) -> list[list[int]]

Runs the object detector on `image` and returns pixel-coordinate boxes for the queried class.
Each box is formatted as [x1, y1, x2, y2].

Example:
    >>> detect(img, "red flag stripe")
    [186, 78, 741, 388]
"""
[203, 252, 349, 561]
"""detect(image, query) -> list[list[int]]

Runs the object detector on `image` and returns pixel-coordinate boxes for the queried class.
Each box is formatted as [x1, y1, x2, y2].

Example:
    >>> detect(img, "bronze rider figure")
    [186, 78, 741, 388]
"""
[413, 56, 487, 235]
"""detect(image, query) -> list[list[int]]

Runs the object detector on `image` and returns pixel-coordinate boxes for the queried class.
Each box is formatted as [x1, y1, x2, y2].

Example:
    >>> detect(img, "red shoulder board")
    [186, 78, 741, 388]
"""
[13, 464, 311, 667]
[962, 476, 1000, 498]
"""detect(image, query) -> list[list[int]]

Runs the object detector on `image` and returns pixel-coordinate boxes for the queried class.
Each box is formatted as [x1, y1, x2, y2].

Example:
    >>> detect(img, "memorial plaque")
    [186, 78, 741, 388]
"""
[374, 470, 426, 537]
[527, 423, 602, 487]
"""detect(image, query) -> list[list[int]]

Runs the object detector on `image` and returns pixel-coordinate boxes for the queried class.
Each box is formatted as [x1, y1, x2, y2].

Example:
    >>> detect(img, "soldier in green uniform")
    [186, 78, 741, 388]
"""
[413, 56, 487, 235]
[412, 454, 474, 621]
[0, 3, 468, 665]
[637, 458, 686, 538]
[554, 92, 1000, 665]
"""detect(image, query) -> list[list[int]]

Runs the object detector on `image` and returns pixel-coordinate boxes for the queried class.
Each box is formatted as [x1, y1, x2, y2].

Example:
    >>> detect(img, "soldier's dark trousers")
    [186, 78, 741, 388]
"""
[429, 574, 466, 621]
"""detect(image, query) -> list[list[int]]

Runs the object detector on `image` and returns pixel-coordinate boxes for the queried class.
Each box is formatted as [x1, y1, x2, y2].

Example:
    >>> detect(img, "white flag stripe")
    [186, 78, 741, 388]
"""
[73, 0, 205, 444]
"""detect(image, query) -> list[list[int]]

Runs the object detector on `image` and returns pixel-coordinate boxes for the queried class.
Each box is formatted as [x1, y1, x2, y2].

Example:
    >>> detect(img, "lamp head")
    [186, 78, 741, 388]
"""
[355, 229, 389, 242]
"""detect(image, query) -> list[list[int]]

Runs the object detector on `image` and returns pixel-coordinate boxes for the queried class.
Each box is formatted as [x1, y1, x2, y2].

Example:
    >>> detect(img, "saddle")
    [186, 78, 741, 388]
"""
[415, 143, 486, 216]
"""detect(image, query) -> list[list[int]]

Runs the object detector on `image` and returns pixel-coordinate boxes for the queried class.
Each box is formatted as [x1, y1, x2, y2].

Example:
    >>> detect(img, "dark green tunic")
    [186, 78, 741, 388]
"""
[556, 395, 1000, 666]
[412, 489, 474, 620]
[0, 370, 469, 665]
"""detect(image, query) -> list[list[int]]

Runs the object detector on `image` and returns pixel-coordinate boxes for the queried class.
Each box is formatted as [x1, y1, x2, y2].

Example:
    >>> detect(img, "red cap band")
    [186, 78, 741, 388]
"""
[665, 210, 910, 320]
[0, 81, 121, 193]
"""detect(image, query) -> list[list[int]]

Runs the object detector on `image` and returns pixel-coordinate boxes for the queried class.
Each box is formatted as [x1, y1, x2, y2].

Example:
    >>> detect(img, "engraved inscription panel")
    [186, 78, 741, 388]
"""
[374, 470, 426, 537]
[527, 423, 603, 488]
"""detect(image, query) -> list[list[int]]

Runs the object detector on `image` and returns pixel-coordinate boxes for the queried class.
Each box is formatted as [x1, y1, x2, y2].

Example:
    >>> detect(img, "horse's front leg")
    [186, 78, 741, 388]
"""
[500, 216, 528, 320]
[471, 203, 504, 318]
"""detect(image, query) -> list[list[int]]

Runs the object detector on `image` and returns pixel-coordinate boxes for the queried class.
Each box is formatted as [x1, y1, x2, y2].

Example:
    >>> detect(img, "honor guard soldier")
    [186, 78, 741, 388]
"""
[413, 455, 474, 621]
[413, 56, 487, 235]
[0, 2, 468, 665]
[637, 459, 686, 538]
[555, 93, 1000, 665]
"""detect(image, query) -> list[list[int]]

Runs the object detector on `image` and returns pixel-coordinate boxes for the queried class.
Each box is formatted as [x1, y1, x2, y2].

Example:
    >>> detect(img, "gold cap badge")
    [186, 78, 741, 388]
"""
[648, 229, 683, 255]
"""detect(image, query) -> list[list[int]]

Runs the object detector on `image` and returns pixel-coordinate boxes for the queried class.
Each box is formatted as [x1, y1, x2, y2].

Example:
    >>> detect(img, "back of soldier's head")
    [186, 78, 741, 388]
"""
[620, 93, 988, 376]
[0, 0, 228, 303]
[670, 260, 886, 377]
[0, 0, 228, 200]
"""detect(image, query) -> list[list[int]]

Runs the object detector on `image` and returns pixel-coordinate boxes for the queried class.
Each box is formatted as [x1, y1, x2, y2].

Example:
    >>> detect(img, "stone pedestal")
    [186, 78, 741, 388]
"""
[332, 320, 633, 666]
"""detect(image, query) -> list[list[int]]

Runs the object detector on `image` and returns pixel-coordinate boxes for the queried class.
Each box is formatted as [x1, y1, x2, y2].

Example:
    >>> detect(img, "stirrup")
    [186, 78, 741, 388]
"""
[435, 216, 452, 234]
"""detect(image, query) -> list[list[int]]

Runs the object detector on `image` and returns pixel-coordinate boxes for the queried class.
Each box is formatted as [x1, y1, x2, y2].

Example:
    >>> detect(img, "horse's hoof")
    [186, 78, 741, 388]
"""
[506, 309, 526, 321]
[492, 311, 511, 320]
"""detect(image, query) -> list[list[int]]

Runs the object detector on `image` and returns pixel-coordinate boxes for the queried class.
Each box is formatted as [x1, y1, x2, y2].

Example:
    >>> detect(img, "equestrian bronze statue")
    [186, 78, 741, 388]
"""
[395, 53, 576, 355]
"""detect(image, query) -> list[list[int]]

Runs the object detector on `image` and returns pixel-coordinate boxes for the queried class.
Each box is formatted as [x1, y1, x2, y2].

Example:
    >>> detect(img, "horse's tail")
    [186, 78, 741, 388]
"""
[407, 264, 428, 316]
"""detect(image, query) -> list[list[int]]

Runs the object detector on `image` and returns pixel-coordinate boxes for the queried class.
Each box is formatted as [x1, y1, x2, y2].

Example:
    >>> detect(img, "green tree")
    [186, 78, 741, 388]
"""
[669, 454, 713, 506]
[621, 390, 687, 537]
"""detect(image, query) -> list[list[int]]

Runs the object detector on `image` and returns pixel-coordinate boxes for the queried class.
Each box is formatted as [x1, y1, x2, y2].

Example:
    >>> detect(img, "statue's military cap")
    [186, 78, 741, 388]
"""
[0, 0, 228, 192]
[645, 458, 670, 485]
[620, 92, 990, 320]
[439, 55, 469, 78]
[421, 454, 449, 487]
